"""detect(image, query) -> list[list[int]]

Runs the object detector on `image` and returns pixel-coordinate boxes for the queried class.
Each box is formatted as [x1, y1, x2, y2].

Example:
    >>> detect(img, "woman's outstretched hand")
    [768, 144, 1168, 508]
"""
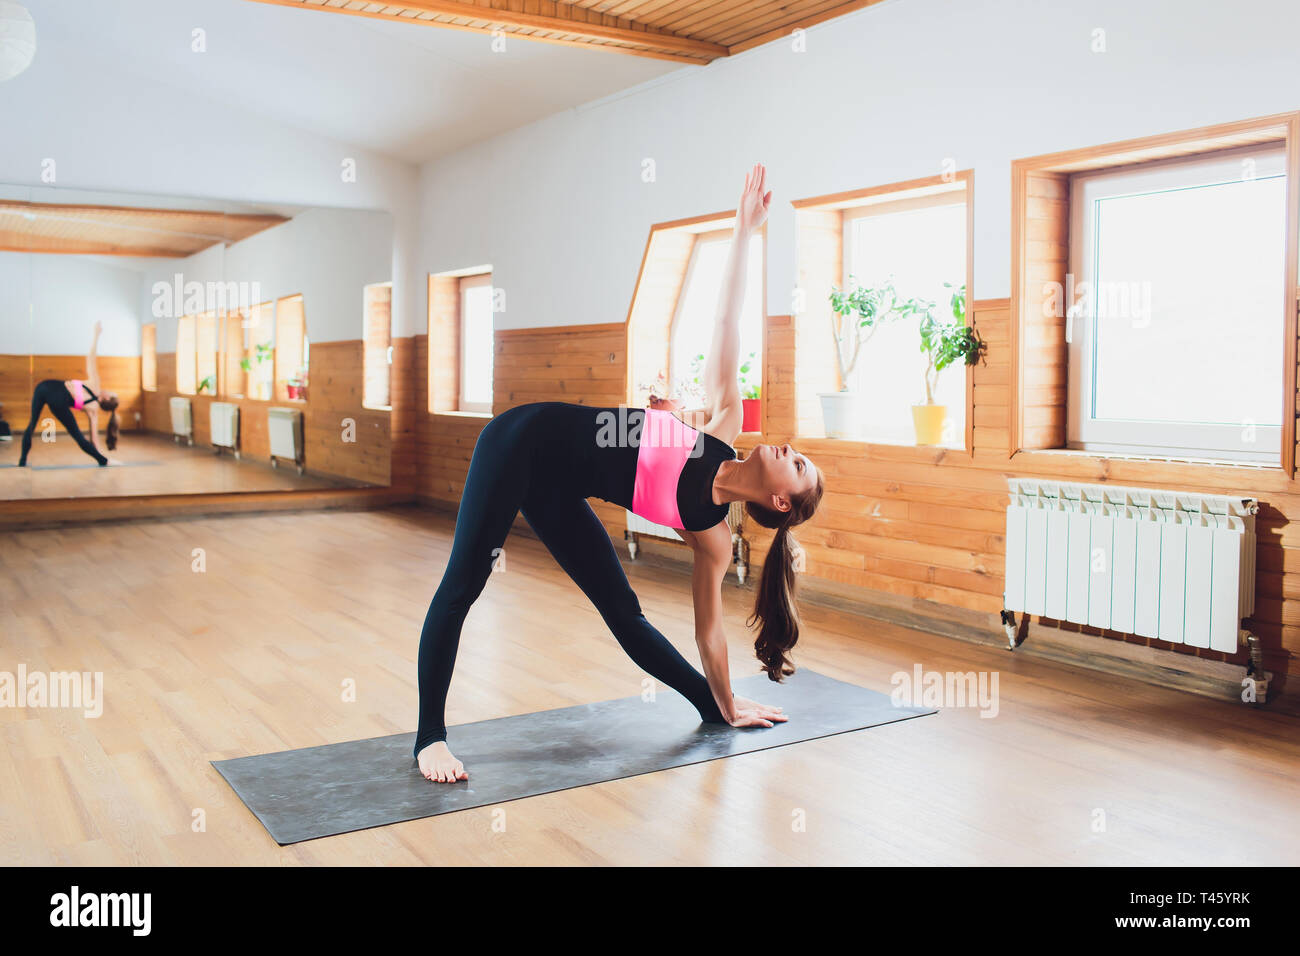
[728, 694, 788, 728]
[736, 163, 772, 236]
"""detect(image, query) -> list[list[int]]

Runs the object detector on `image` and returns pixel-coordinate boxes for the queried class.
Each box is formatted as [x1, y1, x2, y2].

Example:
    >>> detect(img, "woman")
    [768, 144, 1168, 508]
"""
[416, 164, 824, 783]
[18, 321, 122, 467]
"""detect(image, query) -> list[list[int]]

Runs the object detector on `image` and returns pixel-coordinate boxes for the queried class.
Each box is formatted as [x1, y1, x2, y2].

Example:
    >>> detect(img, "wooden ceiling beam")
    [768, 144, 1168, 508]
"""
[244, 0, 728, 63]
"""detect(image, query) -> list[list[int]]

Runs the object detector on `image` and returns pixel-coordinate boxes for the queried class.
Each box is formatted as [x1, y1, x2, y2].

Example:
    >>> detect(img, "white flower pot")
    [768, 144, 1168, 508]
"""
[818, 391, 860, 440]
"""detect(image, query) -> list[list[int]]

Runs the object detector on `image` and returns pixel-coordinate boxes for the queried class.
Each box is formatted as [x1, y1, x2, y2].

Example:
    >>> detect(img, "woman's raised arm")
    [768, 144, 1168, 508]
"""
[699, 164, 771, 441]
[86, 320, 103, 393]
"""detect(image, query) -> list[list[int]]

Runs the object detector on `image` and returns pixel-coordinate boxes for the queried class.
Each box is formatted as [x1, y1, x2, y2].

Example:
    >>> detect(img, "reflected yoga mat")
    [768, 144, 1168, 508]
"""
[212, 669, 936, 845]
[0, 461, 161, 469]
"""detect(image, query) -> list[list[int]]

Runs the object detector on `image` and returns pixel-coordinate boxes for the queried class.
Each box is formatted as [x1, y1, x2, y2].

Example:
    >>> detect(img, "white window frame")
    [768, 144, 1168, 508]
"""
[1068, 144, 1287, 463]
[458, 272, 494, 414]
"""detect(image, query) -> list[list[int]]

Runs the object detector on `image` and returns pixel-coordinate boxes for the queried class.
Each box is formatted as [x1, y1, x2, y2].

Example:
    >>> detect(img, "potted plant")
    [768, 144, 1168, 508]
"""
[738, 350, 761, 431]
[912, 283, 983, 445]
[286, 366, 308, 400]
[197, 375, 215, 395]
[823, 277, 928, 439]
[240, 343, 273, 400]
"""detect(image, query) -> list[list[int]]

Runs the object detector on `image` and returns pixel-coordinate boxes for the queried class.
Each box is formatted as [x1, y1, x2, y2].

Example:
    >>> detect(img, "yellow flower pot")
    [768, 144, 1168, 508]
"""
[911, 404, 947, 445]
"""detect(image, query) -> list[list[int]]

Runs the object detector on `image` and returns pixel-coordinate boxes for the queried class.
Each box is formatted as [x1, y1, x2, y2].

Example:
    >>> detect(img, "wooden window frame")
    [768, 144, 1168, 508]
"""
[791, 169, 976, 458]
[1009, 111, 1300, 477]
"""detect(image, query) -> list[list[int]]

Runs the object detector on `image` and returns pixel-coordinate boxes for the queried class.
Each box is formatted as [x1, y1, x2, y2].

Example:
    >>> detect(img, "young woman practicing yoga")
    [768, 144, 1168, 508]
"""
[416, 164, 824, 783]
[18, 321, 122, 467]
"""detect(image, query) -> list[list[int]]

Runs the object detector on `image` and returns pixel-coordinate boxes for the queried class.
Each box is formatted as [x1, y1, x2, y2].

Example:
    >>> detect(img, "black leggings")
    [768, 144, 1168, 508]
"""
[414, 403, 725, 757]
[19, 380, 106, 466]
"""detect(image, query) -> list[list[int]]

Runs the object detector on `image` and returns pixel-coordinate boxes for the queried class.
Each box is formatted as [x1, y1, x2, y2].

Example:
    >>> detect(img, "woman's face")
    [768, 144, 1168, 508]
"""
[752, 443, 817, 512]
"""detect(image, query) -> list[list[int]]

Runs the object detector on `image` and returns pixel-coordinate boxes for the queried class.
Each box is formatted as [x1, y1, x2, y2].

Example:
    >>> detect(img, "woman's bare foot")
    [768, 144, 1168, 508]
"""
[417, 741, 468, 783]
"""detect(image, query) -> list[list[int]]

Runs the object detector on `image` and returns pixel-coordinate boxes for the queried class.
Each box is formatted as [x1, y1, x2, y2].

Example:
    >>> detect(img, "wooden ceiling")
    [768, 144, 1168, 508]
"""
[0, 201, 287, 258]
[245, 0, 886, 64]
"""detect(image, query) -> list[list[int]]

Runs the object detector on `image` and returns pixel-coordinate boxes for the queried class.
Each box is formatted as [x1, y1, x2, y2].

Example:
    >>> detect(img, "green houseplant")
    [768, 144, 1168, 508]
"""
[911, 283, 983, 445]
[197, 375, 215, 395]
[240, 343, 273, 400]
[823, 277, 929, 439]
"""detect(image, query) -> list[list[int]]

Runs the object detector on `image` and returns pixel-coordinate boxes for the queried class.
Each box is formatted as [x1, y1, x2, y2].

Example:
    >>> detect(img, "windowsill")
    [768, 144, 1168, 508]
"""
[1012, 446, 1283, 471]
[363, 404, 394, 412]
[431, 409, 492, 419]
[795, 435, 968, 456]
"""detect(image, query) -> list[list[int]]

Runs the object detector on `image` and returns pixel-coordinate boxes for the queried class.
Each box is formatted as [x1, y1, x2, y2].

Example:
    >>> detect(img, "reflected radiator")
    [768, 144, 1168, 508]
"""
[266, 406, 303, 467]
[169, 397, 192, 444]
[1003, 479, 1257, 653]
[209, 402, 240, 453]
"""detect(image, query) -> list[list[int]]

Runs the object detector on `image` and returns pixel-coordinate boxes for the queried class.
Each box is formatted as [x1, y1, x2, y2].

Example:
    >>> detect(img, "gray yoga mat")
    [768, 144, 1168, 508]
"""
[212, 668, 936, 845]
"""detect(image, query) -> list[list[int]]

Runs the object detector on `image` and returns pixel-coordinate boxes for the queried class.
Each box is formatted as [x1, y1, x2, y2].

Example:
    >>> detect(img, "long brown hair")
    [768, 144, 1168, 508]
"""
[100, 395, 120, 450]
[744, 466, 824, 681]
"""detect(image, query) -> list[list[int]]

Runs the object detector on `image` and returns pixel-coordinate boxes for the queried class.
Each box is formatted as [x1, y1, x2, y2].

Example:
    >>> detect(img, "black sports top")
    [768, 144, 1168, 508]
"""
[523, 402, 736, 532]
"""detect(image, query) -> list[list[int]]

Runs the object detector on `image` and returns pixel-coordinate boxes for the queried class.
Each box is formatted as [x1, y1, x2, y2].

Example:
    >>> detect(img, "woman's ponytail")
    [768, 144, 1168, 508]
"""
[747, 522, 800, 680]
[100, 395, 121, 451]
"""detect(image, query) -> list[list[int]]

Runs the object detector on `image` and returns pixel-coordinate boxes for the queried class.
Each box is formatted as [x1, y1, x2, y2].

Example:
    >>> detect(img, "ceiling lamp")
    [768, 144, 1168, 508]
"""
[0, 1, 36, 82]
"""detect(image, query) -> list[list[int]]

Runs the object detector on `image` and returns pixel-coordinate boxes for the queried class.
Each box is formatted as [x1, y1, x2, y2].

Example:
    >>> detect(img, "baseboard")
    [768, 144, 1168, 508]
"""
[0, 487, 414, 531]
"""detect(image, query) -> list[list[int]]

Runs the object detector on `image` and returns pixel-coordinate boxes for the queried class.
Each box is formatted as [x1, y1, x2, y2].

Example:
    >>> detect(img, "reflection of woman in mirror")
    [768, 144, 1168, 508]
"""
[18, 321, 122, 467]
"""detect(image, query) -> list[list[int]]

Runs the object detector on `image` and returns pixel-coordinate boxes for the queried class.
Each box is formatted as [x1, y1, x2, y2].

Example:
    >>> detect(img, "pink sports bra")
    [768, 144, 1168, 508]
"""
[630, 408, 738, 531]
[70, 380, 90, 410]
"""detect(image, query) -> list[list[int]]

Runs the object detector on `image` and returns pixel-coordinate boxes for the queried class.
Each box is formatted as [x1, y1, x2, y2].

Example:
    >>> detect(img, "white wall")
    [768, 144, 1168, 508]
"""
[417, 0, 1300, 327]
[0, 252, 143, 356]
[144, 207, 394, 350]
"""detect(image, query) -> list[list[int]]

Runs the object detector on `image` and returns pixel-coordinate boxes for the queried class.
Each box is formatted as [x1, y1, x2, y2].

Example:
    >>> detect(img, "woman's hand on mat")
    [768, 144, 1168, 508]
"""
[729, 696, 788, 728]
[735, 163, 771, 236]
[417, 741, 468, 784]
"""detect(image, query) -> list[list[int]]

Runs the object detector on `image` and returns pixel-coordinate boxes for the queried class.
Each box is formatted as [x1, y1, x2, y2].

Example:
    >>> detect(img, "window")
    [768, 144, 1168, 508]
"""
[274, 294, 307, 402]
[222, 309, 245, 398]
[843, 190, 968, 446]
[458, 273, 494, 413]
[246, 301, 275, 400]
[363, 282, 393, 409]
[196, 311, 218, 395]
[141, 323, 157, 392]
[1068, 147, 1287, 462]
[668, 231, 764, 411]
[176, 314, 196, 396]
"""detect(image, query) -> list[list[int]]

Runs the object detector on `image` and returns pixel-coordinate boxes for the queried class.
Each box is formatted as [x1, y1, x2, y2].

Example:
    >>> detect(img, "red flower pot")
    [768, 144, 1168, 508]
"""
[742, 398, 761, 432]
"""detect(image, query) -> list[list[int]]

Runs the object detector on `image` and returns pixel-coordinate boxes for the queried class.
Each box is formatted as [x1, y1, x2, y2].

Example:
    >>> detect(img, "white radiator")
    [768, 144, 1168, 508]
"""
[1003, 479, 1257, 653]
[626, 510, 683, 543]
[266, 406, 303, 470]
[169, 397, 193, 444]
[209, 402, 240, 453]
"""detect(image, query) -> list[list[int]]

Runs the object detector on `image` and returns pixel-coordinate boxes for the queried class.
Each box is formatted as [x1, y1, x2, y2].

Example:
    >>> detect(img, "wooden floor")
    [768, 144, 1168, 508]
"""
[0, 431, 365, 499]
[1, 505, 1297, 865]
